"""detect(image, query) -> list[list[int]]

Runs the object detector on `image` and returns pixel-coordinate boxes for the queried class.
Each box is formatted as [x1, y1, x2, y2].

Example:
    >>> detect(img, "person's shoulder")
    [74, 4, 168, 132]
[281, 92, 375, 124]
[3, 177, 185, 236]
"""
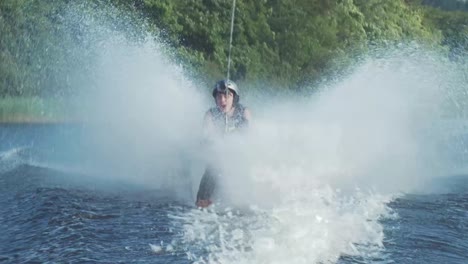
[239, 104, 252, 120]
[237, 104, 249, 112]
[204, 107, 217, 119]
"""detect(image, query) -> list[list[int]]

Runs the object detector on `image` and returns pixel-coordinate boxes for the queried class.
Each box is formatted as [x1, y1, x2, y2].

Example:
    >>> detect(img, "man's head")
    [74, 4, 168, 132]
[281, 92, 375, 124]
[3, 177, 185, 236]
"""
[212, 80, 239, 112]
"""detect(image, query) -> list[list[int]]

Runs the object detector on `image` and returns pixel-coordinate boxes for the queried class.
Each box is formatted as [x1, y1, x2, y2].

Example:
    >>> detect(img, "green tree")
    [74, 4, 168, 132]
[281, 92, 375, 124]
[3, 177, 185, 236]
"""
[0, 0, 463, 98]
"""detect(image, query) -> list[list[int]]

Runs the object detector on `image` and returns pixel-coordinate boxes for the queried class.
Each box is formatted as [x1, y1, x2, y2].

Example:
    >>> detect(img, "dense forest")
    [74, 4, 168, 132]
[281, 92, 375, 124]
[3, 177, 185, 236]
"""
[0, 0, 467, 98]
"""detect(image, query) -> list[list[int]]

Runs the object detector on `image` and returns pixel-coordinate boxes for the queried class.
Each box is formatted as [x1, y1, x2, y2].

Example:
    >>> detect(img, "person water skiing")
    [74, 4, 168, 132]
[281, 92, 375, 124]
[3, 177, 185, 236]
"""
[196, 79, 252, 208]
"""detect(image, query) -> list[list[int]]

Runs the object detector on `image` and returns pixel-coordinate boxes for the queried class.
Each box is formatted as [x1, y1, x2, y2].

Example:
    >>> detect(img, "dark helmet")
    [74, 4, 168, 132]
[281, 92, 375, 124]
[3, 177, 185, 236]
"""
[212, 79, 240, 104]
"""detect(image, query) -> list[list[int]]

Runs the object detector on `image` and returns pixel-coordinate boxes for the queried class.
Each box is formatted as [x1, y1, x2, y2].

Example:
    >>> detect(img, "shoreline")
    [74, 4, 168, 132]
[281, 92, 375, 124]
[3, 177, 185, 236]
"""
[0, 117, 82, 125]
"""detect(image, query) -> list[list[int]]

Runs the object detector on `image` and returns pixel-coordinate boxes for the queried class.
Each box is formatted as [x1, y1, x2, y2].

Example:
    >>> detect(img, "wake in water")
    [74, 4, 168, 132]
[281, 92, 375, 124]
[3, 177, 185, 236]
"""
[166, 48, 466, 263]
[0, 147, 30, 174]
[5, 3, 465, 263]
[173, 190, 394, 263]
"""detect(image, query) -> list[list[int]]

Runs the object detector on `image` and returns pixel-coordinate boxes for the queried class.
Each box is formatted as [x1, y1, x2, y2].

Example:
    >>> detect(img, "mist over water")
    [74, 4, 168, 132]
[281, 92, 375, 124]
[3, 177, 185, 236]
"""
[220, 48, 463, 206]
[54, 3, 209, 200]
[81, 37, 205, 194]
[45, 4, 468, 263]
[173, 48, 467, 263]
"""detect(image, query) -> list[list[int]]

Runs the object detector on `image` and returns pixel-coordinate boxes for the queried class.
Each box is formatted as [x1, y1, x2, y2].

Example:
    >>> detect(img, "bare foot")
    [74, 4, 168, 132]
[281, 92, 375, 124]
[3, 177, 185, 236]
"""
[196, 199, 212, 208]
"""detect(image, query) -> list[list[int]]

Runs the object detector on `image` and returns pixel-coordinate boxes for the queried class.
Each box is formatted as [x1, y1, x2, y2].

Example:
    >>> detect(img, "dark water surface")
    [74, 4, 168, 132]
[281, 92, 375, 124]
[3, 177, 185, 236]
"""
[0, 124, 467, 263]
[0, 164, 189, 263]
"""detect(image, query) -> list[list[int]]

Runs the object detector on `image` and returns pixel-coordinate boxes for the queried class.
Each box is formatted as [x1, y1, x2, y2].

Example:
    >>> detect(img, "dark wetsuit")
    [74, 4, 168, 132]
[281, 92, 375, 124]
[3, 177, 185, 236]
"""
[196, 104, 248, 202]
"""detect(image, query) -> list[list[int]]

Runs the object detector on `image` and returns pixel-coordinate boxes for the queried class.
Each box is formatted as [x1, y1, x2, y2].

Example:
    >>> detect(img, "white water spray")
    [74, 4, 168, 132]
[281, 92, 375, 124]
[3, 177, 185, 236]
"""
[53, 4, 467, 263]
[174, 47, 467, 263]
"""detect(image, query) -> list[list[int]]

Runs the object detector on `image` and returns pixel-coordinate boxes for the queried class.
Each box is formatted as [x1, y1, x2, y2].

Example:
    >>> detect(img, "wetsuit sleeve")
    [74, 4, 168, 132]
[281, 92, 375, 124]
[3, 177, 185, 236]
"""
[237, 107, 251, 130]
[203, 110, 217, 142]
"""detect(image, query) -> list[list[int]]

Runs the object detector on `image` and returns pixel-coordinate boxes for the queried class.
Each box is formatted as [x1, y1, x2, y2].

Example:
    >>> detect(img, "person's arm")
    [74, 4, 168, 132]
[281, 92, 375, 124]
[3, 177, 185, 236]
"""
[243, 108, 252, 125]
[239, 107, 252, 131]
[202, 110, 216, 144]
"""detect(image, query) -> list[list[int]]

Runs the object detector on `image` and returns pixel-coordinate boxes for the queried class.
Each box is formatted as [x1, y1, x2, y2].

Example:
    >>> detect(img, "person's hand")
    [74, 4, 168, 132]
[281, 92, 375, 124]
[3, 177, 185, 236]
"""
[196, 199, 212, 208]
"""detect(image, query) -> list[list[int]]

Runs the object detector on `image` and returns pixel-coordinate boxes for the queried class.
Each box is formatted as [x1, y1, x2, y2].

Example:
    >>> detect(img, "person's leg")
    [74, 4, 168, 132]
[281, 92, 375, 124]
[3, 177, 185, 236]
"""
[196, 166, 218, 202]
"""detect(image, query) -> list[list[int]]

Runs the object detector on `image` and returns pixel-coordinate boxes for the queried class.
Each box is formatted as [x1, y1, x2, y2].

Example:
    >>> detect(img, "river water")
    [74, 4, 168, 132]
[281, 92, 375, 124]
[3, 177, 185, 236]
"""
[0, 124, 466, 263]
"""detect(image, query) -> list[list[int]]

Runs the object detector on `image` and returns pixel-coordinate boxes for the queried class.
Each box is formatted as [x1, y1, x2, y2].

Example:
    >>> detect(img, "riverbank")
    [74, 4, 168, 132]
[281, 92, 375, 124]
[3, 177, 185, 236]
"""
[0, 97, 73, 124]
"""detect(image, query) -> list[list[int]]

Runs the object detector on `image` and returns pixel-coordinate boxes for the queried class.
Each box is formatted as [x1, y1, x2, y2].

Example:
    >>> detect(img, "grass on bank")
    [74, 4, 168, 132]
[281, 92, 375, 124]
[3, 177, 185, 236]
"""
[0, 96, 70, 123]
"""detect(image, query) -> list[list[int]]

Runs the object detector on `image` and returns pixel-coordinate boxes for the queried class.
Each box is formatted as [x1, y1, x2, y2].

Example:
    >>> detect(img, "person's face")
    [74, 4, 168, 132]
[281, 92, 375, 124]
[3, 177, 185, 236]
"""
[215, 90, 234, 113]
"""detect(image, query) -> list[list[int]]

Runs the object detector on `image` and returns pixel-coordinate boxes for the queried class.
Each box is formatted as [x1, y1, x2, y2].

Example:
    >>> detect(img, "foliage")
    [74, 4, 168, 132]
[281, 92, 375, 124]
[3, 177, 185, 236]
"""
[0, 0, 466, 101]
[0, 0, 145, 98]
[0, 0, 74, 97]
[137, 0, 443, 90]
[422, 7, 468, 58]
